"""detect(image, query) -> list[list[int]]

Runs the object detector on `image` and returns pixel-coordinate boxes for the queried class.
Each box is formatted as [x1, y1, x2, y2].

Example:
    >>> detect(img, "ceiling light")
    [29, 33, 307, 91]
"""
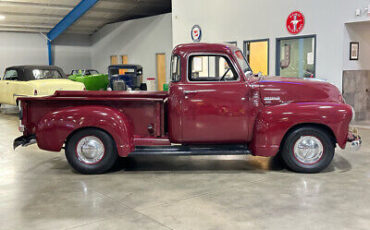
[0, 15, 5, 20]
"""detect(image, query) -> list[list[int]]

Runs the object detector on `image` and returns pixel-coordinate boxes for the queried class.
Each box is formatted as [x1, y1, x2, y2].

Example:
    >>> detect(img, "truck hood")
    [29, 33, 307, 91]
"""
[27, 79, 85, 96]
[254, 76, 344, 105]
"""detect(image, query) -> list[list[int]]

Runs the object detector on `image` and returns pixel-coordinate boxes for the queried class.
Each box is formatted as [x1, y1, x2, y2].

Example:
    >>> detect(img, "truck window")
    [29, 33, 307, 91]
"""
[189, 55, 237, 81]
[235, 50, 252, 74]
[171, 55, 181, 82]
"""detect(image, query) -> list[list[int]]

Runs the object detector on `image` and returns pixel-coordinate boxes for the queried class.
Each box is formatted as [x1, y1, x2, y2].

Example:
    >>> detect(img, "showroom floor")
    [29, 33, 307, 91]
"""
[0, 106, 369, 230]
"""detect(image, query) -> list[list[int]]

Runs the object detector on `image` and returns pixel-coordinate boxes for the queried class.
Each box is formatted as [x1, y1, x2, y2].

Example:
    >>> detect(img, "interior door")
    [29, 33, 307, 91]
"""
[244, 39, 269, 75]
[121, 55, 128, 64]
[156, 53, 166, 91]
[180, 54, 250, 143]
[110, 55, 118, 65]
[120, 55, 128, 75]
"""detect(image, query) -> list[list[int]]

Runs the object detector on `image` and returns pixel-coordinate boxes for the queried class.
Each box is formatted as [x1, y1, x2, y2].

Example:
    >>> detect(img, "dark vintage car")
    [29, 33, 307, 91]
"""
[108, 64, 147, 91]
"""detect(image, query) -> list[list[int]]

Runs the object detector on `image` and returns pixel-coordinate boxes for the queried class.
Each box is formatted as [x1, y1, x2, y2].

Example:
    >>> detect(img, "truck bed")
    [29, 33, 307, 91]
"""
[19, 90, 169, 143]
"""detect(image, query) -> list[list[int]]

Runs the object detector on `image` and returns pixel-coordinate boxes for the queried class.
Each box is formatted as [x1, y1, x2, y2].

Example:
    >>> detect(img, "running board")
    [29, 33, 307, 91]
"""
[130, 145, 251, 156]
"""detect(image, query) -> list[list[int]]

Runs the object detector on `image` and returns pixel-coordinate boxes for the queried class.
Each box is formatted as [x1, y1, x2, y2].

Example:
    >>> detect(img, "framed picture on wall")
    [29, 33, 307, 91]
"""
[350, 42, 359, 60]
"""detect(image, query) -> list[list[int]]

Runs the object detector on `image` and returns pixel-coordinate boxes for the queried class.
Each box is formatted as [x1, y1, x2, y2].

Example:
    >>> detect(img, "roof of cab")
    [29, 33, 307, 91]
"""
[172, 43, 239, 55]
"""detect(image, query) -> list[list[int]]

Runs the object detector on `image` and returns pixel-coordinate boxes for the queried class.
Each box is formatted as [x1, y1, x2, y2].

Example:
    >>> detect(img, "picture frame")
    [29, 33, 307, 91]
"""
[350, 42, 359, 60]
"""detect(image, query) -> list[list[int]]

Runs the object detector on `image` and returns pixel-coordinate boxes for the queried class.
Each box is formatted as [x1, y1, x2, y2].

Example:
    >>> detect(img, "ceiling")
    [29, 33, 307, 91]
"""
[0, 0, 171, 35]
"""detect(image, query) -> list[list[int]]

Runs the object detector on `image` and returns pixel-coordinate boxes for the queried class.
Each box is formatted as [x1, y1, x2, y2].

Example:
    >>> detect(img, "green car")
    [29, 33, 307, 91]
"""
[68, 69, 109, 91]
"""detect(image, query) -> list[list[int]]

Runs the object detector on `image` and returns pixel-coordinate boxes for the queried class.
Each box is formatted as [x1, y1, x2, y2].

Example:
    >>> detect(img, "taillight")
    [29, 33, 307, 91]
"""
[34, 89, 38, 96]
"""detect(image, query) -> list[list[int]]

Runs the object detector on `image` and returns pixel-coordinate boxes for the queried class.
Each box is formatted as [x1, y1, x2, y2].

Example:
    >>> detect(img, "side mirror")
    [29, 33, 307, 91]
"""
[245, 71, 253, 76]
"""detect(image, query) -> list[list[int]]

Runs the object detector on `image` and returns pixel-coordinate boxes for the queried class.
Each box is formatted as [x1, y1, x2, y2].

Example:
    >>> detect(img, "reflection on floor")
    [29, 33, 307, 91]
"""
[0, 107, 369, 230]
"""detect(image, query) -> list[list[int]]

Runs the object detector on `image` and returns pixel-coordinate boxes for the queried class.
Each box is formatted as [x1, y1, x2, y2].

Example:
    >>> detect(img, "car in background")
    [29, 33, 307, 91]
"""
[69, 69, 100, 76]
[108, 65, 147, 91]
[68, 69, 109, 91]
[0, 65, 85, 106]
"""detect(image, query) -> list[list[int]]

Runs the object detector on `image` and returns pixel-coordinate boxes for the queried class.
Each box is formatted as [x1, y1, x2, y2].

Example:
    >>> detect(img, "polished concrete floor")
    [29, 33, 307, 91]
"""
[0, 106, 370, 230]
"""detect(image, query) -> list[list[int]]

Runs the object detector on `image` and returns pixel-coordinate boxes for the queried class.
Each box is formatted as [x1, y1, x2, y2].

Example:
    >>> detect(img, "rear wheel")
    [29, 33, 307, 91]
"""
[65, 128, 118, 174]
[281, 127, 335, 173]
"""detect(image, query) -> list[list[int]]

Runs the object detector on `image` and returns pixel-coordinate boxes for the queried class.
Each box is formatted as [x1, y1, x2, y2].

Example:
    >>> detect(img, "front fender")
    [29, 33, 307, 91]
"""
[250, 102, 352, 157]
[36, 105, 134, 156]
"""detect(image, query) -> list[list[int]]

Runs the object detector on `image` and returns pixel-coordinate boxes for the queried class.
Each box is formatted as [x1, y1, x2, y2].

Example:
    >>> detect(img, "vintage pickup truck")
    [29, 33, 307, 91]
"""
[14, 43, 361, 174]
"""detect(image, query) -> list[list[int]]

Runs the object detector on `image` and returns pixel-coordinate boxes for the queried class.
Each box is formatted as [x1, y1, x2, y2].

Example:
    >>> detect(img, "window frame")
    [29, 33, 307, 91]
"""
[187, 53, 240, 83]
[243, 38, 270, 75]
[170, 54, 181, 82]
[275, 34, 316, 77]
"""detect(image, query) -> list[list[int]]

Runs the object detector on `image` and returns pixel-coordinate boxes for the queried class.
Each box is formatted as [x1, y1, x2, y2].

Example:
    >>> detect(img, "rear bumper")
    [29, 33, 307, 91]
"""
[13, 135, 36, 150]
[347, 128, 362, 151]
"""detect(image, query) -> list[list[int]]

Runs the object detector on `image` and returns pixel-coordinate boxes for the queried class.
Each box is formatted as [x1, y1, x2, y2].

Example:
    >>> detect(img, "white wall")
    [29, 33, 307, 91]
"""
[53, 34, 92, 74]
[0, 32, 48, 75]
[0, 32, 92, 76]
[172, 0, 370, 89]
[91, 13, 173, 82]
[343, 21, 370, 70]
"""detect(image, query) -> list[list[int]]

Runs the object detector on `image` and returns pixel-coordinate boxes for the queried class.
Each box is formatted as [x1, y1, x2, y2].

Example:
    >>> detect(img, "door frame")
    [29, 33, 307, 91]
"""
[275, 34, 317, 76]
[156, 52, 166, 90]
[243, 38, 270, 75]
[120, 55, 128, 64]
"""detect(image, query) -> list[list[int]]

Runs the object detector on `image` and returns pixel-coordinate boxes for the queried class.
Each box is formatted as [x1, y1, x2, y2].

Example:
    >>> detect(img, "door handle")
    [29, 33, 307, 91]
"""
[184, 90, 198, 95]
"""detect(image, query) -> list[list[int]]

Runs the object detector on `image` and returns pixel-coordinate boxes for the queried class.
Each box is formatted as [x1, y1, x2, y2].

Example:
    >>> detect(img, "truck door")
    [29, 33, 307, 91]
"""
[180, 54, 251, 143]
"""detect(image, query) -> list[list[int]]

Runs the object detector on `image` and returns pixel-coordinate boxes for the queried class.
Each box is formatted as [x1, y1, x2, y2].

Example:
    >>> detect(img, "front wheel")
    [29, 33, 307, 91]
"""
[65, 128, 118, 174]
[281, 127, 335, 173]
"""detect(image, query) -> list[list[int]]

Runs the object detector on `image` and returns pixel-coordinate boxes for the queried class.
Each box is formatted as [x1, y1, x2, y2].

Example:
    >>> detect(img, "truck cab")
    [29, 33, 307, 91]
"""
[14, 43, 360, 174]
[168, 43, 258, 144]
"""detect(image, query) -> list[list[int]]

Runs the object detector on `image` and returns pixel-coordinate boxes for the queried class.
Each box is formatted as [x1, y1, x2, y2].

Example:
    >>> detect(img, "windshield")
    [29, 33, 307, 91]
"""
[32, 69, 63, 80]
[235, 50, 252, 75]
[86, 70, 99, 75]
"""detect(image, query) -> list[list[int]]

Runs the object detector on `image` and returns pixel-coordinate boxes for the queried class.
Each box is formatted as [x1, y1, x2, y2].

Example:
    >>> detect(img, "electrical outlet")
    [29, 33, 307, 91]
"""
[355, 8, 361, 16]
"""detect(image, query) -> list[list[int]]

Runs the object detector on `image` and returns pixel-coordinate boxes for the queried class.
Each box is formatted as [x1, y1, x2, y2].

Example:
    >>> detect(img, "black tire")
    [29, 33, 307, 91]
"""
[65, 128, 118, 174]
[281, 127, 335, 173]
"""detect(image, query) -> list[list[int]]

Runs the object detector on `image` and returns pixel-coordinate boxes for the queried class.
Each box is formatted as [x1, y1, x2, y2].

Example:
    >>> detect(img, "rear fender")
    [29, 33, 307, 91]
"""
[250, 102, 352, 157]
[36, 105, 134, 156]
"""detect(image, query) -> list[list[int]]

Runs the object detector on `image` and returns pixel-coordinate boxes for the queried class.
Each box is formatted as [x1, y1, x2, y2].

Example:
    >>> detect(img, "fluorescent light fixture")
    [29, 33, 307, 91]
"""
[0, 15, 5, 20]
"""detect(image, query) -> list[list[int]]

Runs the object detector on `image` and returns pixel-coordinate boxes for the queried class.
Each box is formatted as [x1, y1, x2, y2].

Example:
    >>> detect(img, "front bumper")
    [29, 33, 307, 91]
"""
[13, 135, 36, 150]
[347, 128, 362, 151]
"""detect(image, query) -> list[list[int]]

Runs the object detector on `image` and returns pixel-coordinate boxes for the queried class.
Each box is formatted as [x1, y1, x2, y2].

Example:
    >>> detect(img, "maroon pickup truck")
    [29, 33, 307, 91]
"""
[14, 43, 361, 174]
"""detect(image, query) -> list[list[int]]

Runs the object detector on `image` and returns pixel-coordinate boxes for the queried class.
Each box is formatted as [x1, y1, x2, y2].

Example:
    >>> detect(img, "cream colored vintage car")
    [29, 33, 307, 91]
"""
[0, 65, 85, 106]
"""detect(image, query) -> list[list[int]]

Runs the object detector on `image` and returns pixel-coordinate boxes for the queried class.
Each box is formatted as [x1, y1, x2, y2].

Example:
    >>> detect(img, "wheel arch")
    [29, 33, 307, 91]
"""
[250, 102, 351, 157]
[279, 123, 337, 152]
[35, 105, 135, 156]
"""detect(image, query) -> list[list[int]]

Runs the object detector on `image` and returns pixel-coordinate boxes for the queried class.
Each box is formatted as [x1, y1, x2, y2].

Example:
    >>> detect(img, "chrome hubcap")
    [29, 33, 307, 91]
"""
[76, 136, 105, 164]
[293, 136, 323, 164]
